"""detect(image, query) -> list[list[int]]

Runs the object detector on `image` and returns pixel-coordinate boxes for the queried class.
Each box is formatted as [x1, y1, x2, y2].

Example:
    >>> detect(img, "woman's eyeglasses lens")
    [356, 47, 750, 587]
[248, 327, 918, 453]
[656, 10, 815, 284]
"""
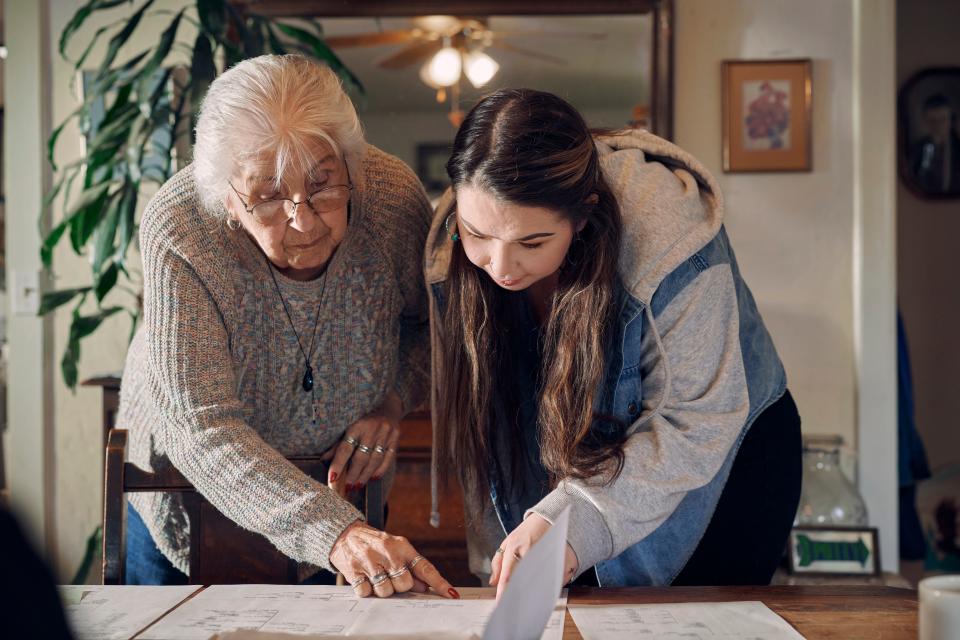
[250, 186, 351, 224]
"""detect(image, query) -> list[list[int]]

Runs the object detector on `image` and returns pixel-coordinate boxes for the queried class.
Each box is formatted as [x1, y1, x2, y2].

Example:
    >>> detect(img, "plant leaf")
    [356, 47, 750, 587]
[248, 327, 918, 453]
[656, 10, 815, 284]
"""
[38, 287, 92, 316]
[95, 0, 156, 82]
[41, 217, 71, 268]
[197, 0, 227, 41]
[70, 526, 103, 584]
[59, 0, 131, 59]
[91, 192, 121, 274]
[94, 262, 120, 303]
[67, 184, 115, 254]
[75, 306, 124, 339]
[139, 9, 184, 83]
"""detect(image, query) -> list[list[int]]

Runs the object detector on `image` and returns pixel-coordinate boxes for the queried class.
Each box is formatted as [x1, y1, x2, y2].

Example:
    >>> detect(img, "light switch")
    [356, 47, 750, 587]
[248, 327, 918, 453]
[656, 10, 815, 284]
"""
[12, 269, 40, 316]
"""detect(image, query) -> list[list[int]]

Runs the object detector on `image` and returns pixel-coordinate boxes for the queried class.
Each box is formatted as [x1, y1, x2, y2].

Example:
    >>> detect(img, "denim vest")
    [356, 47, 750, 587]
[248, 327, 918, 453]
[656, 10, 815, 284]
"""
[433, 226, 786, 586]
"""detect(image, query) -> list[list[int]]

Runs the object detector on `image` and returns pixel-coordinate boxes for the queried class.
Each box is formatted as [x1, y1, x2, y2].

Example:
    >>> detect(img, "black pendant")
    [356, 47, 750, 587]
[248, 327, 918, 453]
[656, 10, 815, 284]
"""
[302, 364, 314, 392]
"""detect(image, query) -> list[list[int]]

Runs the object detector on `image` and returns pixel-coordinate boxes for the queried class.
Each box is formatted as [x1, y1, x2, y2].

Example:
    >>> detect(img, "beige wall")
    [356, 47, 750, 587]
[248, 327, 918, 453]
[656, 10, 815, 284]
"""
[897, 0, 960, 473]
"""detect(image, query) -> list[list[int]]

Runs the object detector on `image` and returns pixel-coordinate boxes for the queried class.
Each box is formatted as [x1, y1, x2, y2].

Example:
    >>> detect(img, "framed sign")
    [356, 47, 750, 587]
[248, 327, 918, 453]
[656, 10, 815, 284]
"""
[898, 67, 960, 199]
[787, 526, 881, 576]
[722, 59, 813, 172]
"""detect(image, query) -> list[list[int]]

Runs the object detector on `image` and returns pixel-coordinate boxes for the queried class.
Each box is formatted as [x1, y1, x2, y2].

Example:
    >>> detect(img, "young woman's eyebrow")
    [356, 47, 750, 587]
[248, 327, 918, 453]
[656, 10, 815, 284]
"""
[458, 216, 556, 242]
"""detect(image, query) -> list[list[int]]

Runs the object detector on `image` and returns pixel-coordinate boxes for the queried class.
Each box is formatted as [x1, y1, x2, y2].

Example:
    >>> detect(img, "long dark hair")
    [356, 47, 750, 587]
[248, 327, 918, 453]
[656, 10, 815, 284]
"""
[433, 89, 627, 506]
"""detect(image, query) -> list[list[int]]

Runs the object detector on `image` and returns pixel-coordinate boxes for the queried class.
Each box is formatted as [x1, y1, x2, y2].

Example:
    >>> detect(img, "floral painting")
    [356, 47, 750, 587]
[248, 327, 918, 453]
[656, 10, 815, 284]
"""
[722, 59, 811, 172]
[742, 80, 792, 151]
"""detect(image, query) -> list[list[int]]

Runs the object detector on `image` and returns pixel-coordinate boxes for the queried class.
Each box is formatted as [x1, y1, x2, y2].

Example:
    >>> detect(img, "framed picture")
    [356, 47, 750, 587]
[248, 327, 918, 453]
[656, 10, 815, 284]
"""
[898, 67, 960, 199]
[787, 526, 881, 577]
[416, 142, 453, 194]
[721, 59, 812, 172]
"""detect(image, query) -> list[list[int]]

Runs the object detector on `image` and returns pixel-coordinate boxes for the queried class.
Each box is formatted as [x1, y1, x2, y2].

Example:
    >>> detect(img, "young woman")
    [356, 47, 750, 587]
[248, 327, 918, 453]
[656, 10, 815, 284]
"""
[427, 89, 801, 592]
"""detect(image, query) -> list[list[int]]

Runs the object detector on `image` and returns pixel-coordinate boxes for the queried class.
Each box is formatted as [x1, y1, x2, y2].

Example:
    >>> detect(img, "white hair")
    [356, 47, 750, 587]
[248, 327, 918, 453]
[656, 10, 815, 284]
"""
[193, 54, 366, 213]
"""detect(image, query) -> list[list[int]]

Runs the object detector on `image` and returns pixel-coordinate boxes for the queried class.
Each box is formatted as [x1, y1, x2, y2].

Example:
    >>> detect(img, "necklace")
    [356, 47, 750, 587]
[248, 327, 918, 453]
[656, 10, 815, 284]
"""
[264, 257, 329, 393]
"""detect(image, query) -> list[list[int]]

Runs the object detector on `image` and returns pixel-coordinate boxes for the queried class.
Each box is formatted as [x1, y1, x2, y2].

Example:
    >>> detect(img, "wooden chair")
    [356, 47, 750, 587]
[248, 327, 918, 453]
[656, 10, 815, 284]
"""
[102, 428, 384, 585]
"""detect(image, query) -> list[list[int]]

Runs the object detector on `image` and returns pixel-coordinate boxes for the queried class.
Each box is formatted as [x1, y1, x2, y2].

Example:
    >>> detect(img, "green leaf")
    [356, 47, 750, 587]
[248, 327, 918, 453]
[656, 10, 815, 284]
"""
[62, 335, 80, 390]
[275, 22, 365, 95]
[41, 217, 71, 268]
[91, 193, 121, 274]
[66, 184, 114, 253]
[38, 287, 92, 316]
[138, 9, 184, 83]
[70, 526, 103, 585]
[94, 262, 120, 303]
[116, 184, 139, 265]
[189, 31, 216, 118]
[59, 0, 131, 59]
[95, 0, 156, 82]
[74, 306, 124, 339]
[197, 0, 227, 41]
[266, 24, 288, 55]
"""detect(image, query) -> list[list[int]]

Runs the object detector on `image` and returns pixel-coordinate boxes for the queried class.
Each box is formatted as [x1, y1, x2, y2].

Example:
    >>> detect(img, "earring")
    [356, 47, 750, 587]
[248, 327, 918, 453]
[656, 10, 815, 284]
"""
[444, 211, 460, 242]
[226, 216, 241, 231]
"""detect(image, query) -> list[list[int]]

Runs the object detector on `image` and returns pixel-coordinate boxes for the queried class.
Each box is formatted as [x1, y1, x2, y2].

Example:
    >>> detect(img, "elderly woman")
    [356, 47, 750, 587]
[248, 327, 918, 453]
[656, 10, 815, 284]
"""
[118, 54, 456, 599]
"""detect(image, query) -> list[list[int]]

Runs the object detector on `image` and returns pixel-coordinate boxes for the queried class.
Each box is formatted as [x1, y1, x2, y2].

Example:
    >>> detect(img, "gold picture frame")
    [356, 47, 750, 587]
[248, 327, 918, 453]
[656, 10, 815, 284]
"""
[722, 59, 812, 172]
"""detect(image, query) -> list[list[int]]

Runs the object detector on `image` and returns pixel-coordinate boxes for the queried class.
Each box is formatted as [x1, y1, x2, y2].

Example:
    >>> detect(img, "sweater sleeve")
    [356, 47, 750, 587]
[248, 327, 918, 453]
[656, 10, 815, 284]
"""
[527, 264, 750, 575]
[141, 219, 362, 572]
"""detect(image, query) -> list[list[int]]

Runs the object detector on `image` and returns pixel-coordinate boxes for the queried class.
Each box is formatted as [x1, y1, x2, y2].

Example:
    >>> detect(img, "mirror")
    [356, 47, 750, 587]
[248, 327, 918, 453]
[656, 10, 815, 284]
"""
[247, 1, 674, 198]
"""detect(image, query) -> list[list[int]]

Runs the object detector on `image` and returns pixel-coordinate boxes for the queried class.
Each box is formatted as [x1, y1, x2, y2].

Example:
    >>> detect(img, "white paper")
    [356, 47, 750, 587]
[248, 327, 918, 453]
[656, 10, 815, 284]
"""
[482, 506, 570, 640]
[59, 585, 200, 640]
[568, 600, 807, 640]
[137, 585, 565, 640]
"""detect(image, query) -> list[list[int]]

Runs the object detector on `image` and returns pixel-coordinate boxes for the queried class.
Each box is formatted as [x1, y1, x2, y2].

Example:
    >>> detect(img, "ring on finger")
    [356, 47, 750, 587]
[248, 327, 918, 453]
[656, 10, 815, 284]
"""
[356, 444, 372, 455]
[373, 444, 387, 455]
[350, 576, 369, 588]
[409, 554, 425, 569]
[495, 547, 505, 555]
[344, 435, 359, 448]
[371, 572, 391, 586]
[512, 550, 522, 562]
[388, 566, 409, 579]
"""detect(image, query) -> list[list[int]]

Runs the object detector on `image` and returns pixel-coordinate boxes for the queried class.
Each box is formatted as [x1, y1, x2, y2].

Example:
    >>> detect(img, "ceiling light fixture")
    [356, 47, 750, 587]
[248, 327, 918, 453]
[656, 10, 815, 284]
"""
[463, 50, 499, 88]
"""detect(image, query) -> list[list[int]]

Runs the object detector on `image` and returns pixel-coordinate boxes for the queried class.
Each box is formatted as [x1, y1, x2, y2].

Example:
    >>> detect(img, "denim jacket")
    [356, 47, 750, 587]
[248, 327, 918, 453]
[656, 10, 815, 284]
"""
[425, 130, 786, 586]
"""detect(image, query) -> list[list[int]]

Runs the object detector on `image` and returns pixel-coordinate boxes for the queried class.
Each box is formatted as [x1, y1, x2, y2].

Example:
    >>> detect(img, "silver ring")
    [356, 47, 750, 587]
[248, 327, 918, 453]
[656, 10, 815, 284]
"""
[371, 571, 390, 586]
[409, 554, 425, 569]
[388, 566, 409, 579]
[350, 576, 369, 588]
[356, 444, 372, 454]
[495, 547, 505, 555]
[373, 444, 387, 455]
[344, 435, 359, 447]
[512, 550, 522, 562]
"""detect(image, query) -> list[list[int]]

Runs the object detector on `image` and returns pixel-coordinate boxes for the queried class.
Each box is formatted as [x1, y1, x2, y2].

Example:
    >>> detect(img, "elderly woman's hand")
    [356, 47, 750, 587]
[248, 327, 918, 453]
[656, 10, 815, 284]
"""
[324, 392, 403, 491]
[330, 521, 459, 599]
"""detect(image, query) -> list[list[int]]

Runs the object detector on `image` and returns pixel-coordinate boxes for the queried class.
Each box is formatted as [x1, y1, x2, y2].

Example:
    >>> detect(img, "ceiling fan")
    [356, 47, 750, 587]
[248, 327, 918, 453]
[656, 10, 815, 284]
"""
[324, 15, 604, 124]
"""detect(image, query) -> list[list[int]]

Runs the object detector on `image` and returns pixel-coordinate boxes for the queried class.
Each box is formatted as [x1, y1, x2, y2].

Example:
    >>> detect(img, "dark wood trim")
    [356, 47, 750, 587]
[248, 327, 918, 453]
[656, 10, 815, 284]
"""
[244, 1, 662, 17]
[651, 0, 674, 140]
[102, 429, 127, 585]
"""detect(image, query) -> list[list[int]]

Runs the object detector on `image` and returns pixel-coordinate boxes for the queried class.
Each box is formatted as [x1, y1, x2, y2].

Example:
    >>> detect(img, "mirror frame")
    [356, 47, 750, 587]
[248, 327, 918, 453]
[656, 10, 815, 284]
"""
[242, 0, 675, 139]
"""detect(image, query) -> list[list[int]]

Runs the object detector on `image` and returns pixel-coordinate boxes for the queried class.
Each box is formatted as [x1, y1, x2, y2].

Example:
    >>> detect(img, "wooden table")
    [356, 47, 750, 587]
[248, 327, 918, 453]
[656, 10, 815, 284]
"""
[564, 586, 917, 639]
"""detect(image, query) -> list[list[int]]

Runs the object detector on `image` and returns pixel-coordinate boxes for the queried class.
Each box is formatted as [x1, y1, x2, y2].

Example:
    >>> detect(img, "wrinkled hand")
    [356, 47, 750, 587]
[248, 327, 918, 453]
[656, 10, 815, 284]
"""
[323, 392, 402, 492]
[489, 513, 579, 600]
[330, 520, 459, 599]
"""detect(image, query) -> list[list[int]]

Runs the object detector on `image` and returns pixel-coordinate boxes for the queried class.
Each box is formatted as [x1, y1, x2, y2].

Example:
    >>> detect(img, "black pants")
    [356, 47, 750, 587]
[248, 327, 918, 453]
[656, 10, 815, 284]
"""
[672, 389, 802, 585]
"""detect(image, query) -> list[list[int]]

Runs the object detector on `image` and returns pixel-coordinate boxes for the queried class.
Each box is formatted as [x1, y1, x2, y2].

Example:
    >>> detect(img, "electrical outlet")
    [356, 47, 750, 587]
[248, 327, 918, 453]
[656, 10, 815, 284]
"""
[12, 269, 40, 316]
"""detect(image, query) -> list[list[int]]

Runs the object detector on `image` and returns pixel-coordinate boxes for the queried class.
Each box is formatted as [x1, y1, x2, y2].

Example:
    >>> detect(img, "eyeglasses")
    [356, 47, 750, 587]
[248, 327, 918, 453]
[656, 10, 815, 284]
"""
[228, 181, 353, 226]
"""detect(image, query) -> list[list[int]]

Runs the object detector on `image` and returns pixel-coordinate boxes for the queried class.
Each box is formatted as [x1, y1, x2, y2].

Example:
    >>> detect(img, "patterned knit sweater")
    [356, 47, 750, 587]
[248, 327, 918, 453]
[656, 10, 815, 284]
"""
[119, 145, 432, 574]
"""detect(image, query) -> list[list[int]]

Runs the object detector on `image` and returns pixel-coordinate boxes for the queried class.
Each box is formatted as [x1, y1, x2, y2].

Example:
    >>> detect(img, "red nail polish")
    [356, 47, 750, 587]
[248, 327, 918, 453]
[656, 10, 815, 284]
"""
[448, 588, 460, 599]
[329, 472, 338, 483]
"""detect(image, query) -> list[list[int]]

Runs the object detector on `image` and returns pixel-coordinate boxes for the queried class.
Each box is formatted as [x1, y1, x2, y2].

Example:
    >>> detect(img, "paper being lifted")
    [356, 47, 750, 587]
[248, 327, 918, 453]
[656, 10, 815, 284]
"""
[59, 585, 200, 640]
[568, 600, 807, 640]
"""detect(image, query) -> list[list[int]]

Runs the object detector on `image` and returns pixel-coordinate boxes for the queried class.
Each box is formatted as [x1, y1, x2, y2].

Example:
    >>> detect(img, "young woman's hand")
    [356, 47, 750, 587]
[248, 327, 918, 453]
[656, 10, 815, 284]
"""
[489, 513, 579, 599]
[323, 392, 403, 492]
[329, 521, 459, 599]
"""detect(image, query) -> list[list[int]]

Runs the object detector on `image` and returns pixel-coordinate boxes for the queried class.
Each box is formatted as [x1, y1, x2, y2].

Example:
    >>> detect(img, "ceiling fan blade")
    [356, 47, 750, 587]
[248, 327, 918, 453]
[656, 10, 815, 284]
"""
[377, 40, 442, 70]
[324, 30, 419, 48]
[489, 41, 568, 66]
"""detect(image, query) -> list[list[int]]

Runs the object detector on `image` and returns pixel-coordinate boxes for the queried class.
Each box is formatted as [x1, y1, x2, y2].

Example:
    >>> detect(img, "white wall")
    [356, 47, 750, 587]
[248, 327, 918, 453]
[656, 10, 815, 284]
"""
[674, 0, 898, 569]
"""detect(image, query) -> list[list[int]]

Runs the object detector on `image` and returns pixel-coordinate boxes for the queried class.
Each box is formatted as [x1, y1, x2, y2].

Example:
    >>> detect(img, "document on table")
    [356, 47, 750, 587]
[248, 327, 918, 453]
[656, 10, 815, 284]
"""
[137, 585, 566, 639]
[567, 600, 807, 640]
[59, 585, 200, 640]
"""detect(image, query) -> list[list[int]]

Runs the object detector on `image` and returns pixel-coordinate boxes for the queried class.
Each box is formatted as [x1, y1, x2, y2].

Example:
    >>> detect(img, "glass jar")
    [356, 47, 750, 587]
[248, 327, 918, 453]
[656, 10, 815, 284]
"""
[795, 435, 869, 526]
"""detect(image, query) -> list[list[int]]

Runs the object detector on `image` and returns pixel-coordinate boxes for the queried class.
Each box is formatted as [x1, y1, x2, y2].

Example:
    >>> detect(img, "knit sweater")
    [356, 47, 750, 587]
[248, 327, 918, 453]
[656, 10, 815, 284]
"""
[119, 145, 432, 575]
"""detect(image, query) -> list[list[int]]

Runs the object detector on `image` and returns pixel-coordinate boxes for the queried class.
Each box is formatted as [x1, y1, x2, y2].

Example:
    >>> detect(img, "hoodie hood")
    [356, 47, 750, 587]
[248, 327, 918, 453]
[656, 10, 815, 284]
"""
[424, 130, 725, 528]
[425, 129, 724, 304]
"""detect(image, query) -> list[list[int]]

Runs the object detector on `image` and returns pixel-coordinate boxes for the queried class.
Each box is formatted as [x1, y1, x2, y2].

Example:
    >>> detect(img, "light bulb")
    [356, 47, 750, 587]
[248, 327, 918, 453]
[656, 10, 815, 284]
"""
[463, 50, 499, 88]
[426, 47, 462, 87]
